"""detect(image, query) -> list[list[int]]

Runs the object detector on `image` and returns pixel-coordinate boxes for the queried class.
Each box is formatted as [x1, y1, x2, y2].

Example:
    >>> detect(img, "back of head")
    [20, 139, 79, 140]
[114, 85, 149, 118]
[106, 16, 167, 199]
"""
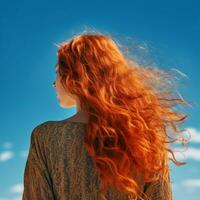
[55, 30, 191, 200]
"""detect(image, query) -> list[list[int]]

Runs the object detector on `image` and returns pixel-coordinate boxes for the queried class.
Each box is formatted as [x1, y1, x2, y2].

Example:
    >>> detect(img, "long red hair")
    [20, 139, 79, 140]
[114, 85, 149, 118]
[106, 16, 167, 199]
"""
[55, 31, 191, 200]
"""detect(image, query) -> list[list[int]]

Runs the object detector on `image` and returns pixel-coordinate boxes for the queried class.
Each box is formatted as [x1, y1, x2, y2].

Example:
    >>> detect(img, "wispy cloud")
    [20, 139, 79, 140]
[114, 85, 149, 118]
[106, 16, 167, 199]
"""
[167, 127, 200, 162]
[9, 183, 23, 194]
[2, 142, 13, 149]
[182, 179, 200, 187]
[0, 151, 14, 162]
[0, 196, 22, 200]
[12, 197, 22, 200]
[0, 184, 23, 200]
[186, 127, 200, 143]
[170, 127, 200, 144]
[11, 197, 21, 200]
[169, 147, 200, 161]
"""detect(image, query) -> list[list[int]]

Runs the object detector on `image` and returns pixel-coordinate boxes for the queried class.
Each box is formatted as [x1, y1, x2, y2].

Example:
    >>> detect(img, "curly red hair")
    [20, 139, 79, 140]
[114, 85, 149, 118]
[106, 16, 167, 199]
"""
[55, 31, 191, 200]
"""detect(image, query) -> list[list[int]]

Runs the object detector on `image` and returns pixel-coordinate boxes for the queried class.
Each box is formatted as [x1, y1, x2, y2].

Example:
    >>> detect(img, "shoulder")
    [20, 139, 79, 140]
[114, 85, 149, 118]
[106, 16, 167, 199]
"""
[30, 120, 63, 142]
[30, 119, 78, 141]
[31, 120, 53, 135]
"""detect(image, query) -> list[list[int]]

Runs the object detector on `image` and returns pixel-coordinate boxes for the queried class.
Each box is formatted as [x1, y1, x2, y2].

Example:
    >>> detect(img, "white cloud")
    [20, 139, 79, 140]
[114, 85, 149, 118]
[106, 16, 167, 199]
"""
[0, 196, 22, 200]
[186, 127, 200, 143]
[11, 197, 22, 200]
[167, 127, 200, 161]
[0, 151, 14, 162]
[168, 127, 200, 144]
[182, 179, 200, 187]
[169, 147, 200, 161]
[0, 183, 23, 200]
[2, 142, 13, 149]
[9, 183, 23, 194]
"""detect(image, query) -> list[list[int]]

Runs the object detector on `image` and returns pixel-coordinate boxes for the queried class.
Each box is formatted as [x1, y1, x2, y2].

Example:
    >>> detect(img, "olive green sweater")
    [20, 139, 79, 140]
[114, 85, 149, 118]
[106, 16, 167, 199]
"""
[22, 119, 173, 200]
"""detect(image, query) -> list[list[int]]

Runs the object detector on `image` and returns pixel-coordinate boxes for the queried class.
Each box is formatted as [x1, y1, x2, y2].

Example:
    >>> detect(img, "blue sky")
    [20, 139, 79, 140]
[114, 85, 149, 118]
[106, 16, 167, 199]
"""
[0, 0, 199, 199]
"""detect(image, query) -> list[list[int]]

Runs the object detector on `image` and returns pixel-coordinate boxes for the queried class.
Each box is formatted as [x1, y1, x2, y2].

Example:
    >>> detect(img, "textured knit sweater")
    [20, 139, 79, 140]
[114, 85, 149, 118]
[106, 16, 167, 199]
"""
[22, 119, 173, 200]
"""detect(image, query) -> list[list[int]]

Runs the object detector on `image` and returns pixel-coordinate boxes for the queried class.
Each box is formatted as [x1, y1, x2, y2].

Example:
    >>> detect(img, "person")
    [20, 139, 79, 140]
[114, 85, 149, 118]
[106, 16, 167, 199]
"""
[22, 31, 190, 200]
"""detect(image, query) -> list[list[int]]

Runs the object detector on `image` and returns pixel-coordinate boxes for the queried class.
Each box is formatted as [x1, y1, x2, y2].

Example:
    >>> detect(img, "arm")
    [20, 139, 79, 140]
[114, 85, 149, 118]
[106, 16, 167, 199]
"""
[22, 125, 55, 200]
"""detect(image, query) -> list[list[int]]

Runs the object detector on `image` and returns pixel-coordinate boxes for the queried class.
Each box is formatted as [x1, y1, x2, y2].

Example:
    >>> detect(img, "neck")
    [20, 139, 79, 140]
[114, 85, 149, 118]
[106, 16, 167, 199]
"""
[67, 109, 89, 123]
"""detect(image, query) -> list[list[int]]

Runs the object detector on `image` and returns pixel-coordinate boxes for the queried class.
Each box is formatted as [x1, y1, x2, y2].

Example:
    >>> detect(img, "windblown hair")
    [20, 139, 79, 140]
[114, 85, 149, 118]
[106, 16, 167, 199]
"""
[55, 31, 191, 200]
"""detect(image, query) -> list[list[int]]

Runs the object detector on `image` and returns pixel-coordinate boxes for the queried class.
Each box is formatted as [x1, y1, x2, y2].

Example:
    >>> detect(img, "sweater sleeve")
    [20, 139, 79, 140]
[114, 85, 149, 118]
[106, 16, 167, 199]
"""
[22, 125, 55, 200]
[143, 172, 173, 200]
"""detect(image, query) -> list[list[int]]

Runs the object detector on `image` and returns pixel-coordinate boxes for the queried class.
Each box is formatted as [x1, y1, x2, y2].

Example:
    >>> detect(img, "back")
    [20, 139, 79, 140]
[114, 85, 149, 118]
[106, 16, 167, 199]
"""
[22, 119, 172, 200]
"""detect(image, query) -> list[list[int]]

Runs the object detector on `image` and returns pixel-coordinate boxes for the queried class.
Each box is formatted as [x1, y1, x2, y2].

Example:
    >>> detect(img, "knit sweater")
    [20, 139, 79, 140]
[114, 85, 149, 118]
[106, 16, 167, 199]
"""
[22, 119, 173, 200]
